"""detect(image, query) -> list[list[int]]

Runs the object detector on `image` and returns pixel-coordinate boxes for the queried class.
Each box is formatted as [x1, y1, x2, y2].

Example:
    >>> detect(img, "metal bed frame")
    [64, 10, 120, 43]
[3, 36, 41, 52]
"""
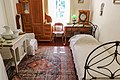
[71, 21, 98, 38]
[83, 41, 120, 80]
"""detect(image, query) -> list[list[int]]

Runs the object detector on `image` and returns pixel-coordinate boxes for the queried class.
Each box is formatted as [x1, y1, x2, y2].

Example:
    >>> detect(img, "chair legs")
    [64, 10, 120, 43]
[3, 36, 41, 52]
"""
[52, 34, 55, 43]
[62, 34, 64, 43]
[52, 34, 64, 44]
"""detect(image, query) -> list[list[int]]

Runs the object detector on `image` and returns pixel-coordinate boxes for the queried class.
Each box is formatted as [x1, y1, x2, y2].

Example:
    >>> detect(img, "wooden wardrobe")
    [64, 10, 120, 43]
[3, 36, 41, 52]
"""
[16, 0, 53, 41]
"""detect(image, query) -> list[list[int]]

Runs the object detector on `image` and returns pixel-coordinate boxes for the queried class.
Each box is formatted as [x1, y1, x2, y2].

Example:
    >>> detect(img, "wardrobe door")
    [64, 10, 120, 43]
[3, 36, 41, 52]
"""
[29, 0, 45, 41]
[22, 14, 33, 32]
[30, 0, 44, 24]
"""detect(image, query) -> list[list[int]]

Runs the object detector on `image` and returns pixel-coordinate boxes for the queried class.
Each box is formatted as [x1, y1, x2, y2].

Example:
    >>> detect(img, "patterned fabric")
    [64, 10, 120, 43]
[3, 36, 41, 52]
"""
[12, 46, 77, 80]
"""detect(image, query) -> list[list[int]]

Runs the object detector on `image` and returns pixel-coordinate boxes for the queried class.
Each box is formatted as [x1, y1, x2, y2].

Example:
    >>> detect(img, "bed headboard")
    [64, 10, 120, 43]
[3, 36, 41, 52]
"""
[87, 21, 98, 38]
[83, 41, 120, 80]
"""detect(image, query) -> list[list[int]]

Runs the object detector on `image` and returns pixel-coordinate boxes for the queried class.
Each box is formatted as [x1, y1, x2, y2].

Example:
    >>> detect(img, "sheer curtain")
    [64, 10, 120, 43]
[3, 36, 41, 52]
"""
[48, 0, 70, 25]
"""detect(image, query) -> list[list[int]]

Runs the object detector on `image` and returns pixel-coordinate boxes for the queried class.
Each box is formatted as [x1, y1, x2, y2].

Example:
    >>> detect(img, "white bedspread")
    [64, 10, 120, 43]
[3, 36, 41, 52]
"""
[69, 35, 100, 79]
[69, 35, 119, 80]
[69, 34, 98, 49]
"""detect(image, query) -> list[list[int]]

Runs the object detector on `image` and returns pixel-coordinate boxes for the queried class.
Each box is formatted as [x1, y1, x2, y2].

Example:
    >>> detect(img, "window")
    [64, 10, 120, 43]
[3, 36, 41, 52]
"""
[48, 0, 70, 25]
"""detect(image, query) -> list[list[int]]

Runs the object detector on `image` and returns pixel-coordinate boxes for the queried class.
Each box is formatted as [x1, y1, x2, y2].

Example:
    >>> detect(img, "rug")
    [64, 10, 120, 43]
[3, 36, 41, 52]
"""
[12, 46, 77, 80]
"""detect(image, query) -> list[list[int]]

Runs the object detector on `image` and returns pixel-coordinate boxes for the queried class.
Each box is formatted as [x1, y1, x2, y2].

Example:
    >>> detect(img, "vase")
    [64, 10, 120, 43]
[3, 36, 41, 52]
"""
[1, 26, 15, 39]
[2, 26, 13, 35]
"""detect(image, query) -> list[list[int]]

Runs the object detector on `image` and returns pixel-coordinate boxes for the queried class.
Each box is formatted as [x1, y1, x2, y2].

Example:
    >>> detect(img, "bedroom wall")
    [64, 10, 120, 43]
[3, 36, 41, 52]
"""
[0, 0, 7, 34]
[44, 0, 48, 14]
[70, 0, 90, 22]
[90, 0, 120, 43]
[0, 0, 18, 34]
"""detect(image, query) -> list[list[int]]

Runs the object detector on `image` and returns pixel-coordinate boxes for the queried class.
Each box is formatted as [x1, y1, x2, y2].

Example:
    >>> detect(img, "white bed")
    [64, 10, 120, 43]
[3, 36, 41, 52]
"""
[69, 34, 120, 80]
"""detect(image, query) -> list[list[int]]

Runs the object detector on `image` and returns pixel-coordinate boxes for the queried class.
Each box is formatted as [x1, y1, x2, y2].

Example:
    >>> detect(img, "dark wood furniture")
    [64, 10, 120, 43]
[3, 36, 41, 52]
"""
[64, 25, 92, 44]
[16, 0, 53, 41]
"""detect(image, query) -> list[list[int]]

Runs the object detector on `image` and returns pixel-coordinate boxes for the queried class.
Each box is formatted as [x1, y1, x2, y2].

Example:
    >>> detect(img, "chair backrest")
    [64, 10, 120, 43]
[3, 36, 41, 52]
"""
[53, 22, 64, 32]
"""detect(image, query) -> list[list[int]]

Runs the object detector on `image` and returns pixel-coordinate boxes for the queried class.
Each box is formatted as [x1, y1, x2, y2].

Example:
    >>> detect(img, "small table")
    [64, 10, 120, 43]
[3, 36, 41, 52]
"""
[0, 34, 27, 73]
[64, 24, 92, 44]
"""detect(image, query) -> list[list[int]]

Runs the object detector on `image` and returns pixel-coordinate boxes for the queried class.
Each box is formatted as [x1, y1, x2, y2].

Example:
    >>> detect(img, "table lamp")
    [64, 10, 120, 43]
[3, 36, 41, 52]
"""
[72, 14, 77, 25]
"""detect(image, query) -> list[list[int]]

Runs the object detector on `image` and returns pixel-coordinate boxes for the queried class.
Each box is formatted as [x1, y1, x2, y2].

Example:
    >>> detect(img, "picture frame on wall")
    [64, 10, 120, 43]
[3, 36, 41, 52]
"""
[113, 0, 120, 4]
[78, 0, 84, 3]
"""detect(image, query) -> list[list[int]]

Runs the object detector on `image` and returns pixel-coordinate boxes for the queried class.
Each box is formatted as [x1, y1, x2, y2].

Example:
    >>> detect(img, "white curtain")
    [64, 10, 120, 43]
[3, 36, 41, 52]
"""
[48, 0, 70, 25]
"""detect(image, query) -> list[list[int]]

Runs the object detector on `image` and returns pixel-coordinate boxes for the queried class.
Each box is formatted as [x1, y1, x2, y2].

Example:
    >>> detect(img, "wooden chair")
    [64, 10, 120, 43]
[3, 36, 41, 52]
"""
[53, 22, 64, 43]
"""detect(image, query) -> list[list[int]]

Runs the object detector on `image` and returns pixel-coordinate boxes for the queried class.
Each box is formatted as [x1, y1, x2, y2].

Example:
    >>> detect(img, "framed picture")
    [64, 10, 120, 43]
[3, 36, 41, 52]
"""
[78, 10, 90, 25]
[78, 0, 84, 3]
[113, 0, 120, 4]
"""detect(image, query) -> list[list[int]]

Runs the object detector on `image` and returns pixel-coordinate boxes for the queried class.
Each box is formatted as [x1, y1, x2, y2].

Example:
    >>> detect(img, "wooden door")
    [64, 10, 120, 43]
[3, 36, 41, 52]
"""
[29, 0, 45, 41]
[30, 0, 44, 24]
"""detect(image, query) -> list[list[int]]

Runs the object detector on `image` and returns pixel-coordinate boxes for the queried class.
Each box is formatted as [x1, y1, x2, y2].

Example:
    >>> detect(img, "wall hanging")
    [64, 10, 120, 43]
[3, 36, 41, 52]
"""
[100, 3, 105, 16]
[113, 0, 120, 4]
[78, 10, 90, 25]
[78, 0, 84, 3]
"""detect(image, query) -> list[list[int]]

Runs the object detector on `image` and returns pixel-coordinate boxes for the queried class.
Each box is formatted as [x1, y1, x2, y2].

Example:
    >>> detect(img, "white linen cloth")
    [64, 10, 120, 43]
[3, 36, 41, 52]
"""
[26, 33, 38, 55]
[27, 39, 38, 55]
[0, 47, 12, 59]
[69, 34, 100, 79]
[0, 54, 8, 80]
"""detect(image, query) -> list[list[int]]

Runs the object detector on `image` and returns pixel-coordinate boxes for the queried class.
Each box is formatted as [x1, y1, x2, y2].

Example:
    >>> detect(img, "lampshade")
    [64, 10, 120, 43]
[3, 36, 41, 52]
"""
[72, 14, 77, 19]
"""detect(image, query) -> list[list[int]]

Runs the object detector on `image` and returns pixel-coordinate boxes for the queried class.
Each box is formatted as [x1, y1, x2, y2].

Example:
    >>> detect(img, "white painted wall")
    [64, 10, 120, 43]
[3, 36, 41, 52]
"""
[0, 0, 7, 34]
[70, 0, 90, 22]
[90, 0, 120, 43]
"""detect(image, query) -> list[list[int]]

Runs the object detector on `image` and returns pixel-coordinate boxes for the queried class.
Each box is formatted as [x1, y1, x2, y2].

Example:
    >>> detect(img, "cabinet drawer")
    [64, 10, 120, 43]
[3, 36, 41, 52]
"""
[44, 32, 52, 37]
[43, 28, 51, 31]
[65, 27, 92, 37]
[44, 24, 52, 28]
[44, 26, 51, 29]
[80, 27, 92, 34]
